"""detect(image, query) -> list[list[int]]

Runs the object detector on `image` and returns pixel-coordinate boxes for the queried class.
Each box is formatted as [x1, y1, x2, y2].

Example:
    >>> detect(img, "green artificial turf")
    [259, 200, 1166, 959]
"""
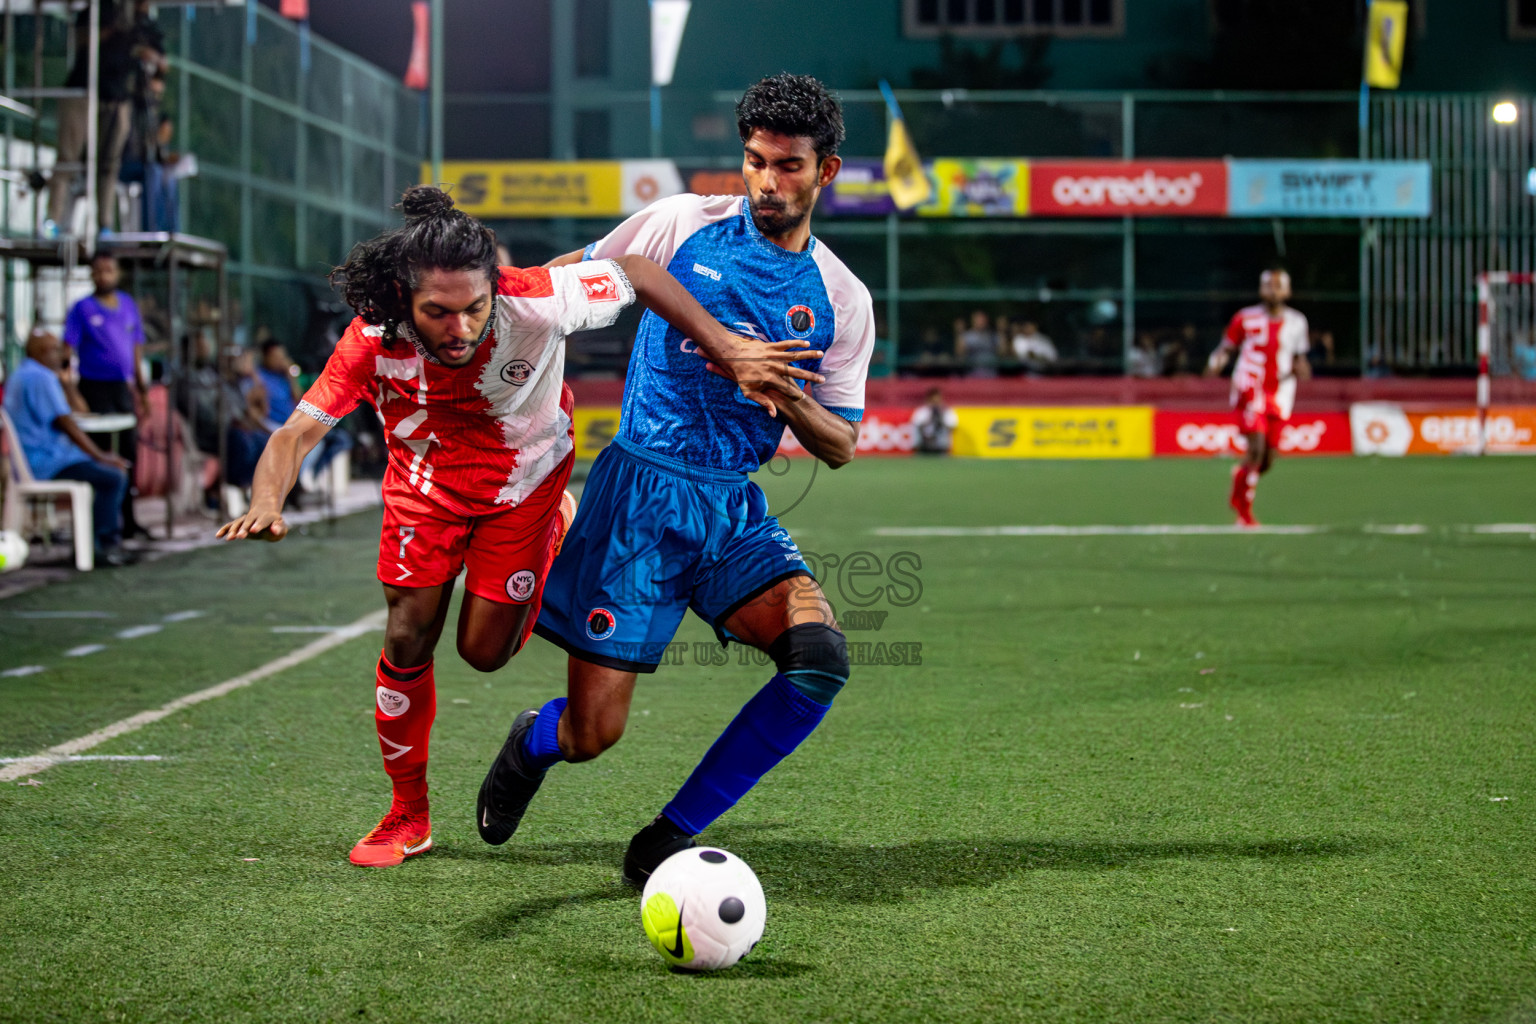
[0, 456, 1533, 1023]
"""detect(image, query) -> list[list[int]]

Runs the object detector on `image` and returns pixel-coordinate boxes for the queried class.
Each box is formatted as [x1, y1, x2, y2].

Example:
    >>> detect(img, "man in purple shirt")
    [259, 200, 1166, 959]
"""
[64, 252, 147, 538]
[3, 331, 135, 566]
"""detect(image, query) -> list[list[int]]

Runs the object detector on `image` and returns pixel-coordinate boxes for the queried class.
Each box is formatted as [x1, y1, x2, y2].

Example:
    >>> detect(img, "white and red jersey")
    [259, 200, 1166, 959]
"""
[1223, 304, 1309, 419]
[298, 261, 634, 517]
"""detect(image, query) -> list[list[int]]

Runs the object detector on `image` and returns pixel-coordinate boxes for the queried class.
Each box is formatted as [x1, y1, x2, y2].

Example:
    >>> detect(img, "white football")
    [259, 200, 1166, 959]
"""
[0, 531, 28, 573]
[640, 846, 766, 971]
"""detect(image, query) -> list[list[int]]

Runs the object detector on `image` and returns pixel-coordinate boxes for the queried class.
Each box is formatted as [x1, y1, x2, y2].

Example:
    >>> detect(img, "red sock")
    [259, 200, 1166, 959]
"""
[374, 653, 436, 813]
[1229, 464, 1259, 520]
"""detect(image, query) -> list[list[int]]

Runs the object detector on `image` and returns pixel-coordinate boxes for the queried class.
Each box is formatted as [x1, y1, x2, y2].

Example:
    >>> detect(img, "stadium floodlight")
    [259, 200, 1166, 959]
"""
[1491, 101, 1519, 125]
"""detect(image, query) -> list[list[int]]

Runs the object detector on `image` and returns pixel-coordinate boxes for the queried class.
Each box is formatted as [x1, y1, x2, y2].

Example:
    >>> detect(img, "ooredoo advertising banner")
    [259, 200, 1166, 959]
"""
[777, 407, 917, 457]
[1030, 161, 1228, 218]
[1350, 404, 1536, 455]
[1154, 411, 1352, 457]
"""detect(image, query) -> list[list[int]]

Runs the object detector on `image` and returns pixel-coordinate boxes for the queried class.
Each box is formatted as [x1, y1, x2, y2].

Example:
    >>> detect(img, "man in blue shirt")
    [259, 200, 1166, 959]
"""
[258, 338, 351, 497]
[4, 331, 134, 565]
[64, 252, 148, 538]
[477, 75, 876, 884]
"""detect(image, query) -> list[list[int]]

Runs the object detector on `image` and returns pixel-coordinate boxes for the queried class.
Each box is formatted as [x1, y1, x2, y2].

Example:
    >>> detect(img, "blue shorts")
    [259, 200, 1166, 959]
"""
[533, 435, 813, 673]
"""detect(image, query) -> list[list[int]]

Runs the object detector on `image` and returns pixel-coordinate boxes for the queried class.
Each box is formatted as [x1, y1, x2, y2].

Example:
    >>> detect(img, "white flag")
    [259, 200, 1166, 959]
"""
[650, 0, 691, 87]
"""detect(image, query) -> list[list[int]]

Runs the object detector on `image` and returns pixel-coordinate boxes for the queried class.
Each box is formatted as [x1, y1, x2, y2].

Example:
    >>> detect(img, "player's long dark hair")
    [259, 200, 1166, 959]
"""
[735, 73, 846, 162]
[330, 185, 499, 329]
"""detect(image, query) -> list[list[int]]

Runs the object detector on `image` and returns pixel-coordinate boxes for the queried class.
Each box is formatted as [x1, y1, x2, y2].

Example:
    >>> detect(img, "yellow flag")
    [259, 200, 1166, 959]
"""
[1365, 0, 1408, 89]
[884, 118, 931, 211]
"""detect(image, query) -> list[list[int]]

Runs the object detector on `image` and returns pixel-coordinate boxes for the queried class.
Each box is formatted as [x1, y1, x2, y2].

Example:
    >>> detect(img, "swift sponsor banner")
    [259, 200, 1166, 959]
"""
[952, 406, 1153, 458]
[1227, 160, 1431, 217]
[1154, 411, 1351, 457]
[1030, 161, 1227, 217]
[1350, 404, 1536, 455]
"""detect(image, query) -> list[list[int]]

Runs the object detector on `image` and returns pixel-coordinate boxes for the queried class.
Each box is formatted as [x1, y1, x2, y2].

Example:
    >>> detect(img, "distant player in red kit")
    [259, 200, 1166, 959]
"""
[217, 186, 823, 866]
[1205, 268, 1311, 527]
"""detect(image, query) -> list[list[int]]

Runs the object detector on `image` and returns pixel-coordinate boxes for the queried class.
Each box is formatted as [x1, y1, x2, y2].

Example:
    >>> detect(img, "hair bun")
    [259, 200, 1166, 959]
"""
[401, 185, 455, 223]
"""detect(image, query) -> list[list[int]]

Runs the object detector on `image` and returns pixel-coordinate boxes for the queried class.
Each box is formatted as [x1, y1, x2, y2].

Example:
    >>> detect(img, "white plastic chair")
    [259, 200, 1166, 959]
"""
[0, 408, 95, 571]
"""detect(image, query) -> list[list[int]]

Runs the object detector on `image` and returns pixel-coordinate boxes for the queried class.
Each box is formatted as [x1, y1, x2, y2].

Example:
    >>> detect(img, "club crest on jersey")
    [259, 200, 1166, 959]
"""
[586, 607, 617, 641]
[376, 686, 411, 718]
[500, 359, 534, 387]
[506, 569, 537, 603]
[785, 305, 816, 339]
[580, 273, 620, 302]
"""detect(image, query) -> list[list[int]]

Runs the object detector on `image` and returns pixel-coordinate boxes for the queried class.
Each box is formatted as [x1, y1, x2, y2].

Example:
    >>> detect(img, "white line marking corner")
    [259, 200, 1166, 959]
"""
[0, 609, 386, 784]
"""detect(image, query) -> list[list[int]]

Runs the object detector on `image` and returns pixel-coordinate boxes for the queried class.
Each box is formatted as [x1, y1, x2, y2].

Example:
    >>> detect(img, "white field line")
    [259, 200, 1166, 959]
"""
[872, 523, 1536, 538]
[872, 524, 1328, 537]
[0, 609, 387, 784]
[0, 755, 169, 764]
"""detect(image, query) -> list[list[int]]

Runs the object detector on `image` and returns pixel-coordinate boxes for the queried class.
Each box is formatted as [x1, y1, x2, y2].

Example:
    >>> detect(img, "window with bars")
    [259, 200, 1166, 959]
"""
[904, 0, 1122, 37]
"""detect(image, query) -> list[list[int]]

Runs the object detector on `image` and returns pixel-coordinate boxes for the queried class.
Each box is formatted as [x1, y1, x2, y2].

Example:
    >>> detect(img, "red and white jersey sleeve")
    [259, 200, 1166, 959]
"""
[1227, 305, 1310, 419]
[297, 324, 381, 427]
[296, 260, 633, 517]
[581, 193, 740, 268]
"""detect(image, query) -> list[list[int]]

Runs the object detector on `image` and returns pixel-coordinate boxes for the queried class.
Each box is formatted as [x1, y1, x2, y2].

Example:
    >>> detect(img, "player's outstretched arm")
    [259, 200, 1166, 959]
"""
[1204, 341, 1234, 377]
[1292, 352, 1312, 382]
[216, 410, 331, 542]
[611, 254, 826, 416]
[545, 249, 584, 268]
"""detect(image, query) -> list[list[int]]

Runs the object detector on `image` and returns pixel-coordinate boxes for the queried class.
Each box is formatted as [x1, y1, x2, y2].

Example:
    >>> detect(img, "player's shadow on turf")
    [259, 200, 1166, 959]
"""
[700, 834, 1382, 905]
[457, 833, 1380, 926]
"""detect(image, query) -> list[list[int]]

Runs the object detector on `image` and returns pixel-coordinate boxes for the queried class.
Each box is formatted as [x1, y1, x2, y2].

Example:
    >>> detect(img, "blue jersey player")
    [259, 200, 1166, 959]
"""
[476, 74, 876, 883]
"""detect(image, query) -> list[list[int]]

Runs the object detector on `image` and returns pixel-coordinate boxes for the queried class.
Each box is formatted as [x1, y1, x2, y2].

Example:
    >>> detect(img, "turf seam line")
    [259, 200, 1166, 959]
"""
[0, 609, 387, 784]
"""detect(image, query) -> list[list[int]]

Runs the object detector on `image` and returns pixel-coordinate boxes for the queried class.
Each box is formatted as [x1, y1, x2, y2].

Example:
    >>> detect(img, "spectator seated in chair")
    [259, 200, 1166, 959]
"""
[3, 331, 136, 566]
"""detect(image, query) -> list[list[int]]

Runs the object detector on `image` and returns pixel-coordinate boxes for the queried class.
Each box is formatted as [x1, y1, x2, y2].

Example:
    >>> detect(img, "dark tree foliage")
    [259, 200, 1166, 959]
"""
[1148, 0, 1370, 90]
[907, 36, 1054, 90]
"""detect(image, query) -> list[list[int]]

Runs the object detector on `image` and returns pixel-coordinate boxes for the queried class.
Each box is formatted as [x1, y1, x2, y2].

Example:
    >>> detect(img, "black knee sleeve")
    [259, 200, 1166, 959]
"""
[767, 622, 850, 705]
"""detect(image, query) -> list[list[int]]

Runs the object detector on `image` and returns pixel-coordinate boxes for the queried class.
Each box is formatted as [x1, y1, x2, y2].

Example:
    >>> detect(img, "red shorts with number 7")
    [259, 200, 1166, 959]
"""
[377, 453, 574, 637]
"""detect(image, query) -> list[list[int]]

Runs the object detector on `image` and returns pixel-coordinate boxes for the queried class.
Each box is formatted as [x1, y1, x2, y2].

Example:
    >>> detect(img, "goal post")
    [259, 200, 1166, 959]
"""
[1475, 271, 1536, 455]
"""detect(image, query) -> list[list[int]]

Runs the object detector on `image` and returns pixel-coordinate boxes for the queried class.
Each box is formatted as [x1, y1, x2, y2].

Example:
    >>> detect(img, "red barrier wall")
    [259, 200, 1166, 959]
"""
[568, 376, 1536, 412]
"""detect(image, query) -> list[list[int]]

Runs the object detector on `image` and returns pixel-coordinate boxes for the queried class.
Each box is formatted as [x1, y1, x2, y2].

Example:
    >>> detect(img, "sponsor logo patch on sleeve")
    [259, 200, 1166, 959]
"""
[580, 273, 620, 302]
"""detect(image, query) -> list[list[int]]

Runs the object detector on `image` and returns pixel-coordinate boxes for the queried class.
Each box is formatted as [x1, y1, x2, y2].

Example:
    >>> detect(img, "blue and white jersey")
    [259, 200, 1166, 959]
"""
[582, 193, 876, 473]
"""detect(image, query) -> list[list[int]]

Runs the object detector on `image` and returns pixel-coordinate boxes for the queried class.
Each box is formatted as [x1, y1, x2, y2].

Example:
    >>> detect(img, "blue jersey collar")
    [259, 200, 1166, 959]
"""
[738, 197, 818, 262]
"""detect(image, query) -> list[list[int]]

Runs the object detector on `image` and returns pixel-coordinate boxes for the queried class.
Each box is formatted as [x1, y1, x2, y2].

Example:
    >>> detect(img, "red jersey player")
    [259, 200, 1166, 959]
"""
[217, 186, 823, 866]
[1205, 269, 1311, 527]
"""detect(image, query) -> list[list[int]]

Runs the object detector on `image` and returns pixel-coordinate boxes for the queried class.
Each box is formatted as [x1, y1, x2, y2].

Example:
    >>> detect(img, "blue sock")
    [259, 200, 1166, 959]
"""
[663, 674, 830, 835]
[521, 696, 567, 772]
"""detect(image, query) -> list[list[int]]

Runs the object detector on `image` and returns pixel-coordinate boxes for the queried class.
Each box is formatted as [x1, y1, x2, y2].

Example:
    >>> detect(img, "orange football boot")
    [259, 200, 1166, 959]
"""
[554, 489, 578, 556]
[349, 807, 433, 867]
